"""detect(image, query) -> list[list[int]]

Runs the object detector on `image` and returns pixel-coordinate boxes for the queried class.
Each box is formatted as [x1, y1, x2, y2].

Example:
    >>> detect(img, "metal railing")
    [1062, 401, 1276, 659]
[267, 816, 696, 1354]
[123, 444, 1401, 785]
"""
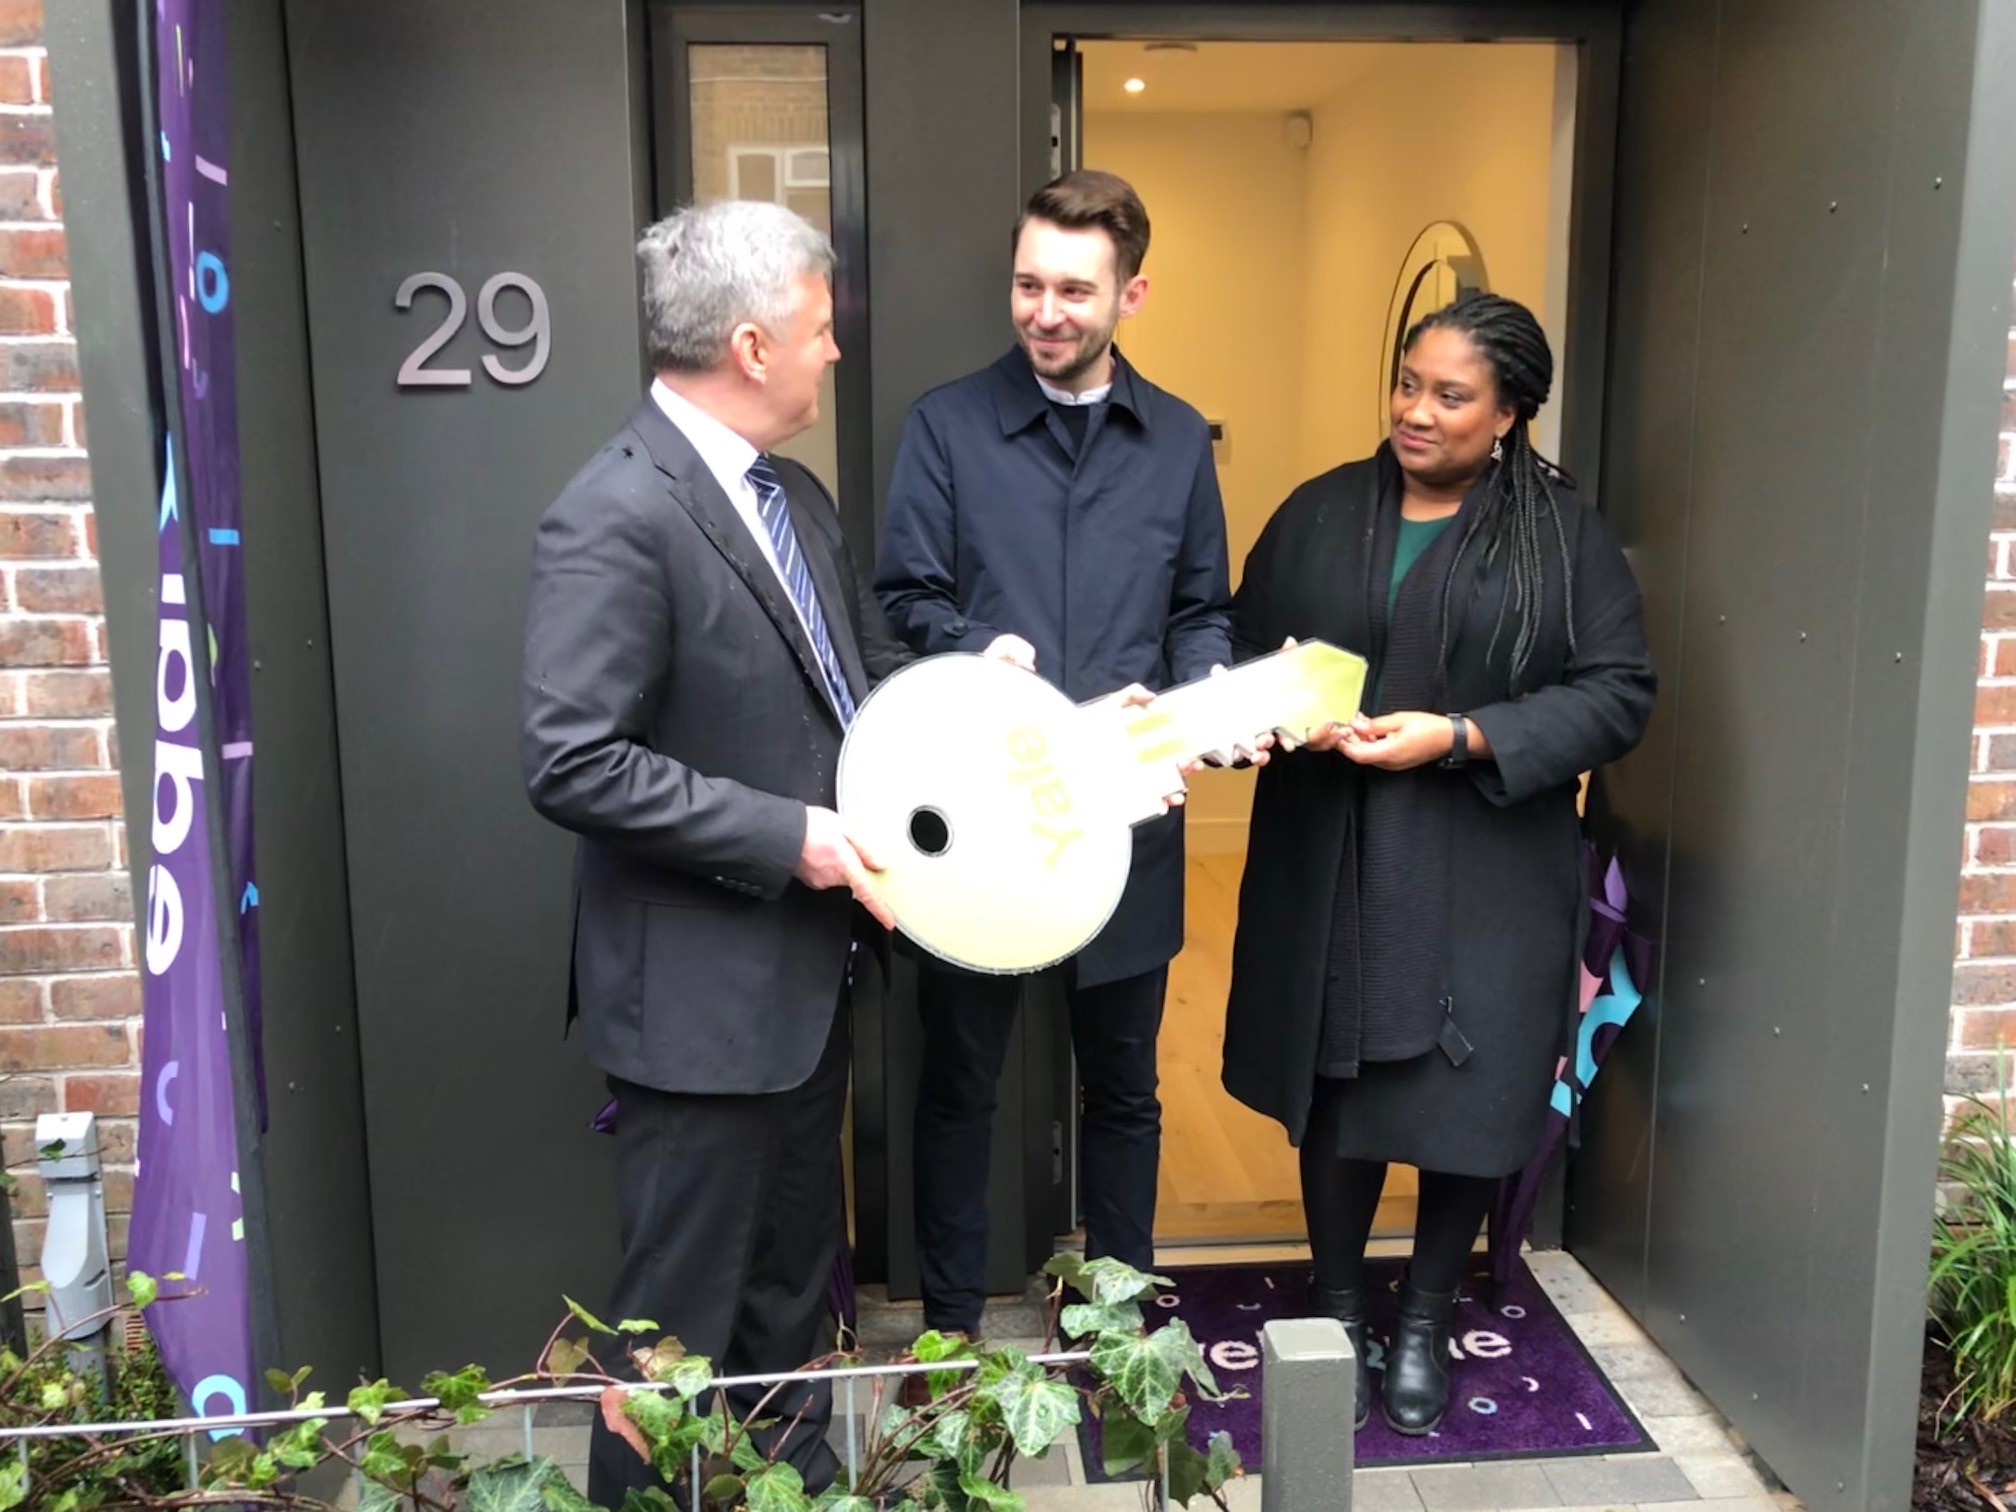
[2, 1321, 1361, 1509]
[0, 1349, 1133, 1509]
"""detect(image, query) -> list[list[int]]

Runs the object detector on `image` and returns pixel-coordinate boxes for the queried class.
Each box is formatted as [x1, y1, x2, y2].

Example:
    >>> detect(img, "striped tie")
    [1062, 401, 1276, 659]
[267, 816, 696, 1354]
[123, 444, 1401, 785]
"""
[747, 455, 856, 725]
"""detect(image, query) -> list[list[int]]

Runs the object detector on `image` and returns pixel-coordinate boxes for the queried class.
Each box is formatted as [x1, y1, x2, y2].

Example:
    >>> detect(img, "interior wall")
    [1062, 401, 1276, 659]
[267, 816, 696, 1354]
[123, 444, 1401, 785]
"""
[1297, 44, 1559, 481]
[1081, 110, 1310, 843]
[1083, 43, 1559, 842]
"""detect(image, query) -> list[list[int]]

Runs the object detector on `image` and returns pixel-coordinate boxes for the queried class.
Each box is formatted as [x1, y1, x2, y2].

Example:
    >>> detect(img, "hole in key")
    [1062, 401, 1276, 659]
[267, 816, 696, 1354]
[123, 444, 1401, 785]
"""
[908, 807, 952, 857]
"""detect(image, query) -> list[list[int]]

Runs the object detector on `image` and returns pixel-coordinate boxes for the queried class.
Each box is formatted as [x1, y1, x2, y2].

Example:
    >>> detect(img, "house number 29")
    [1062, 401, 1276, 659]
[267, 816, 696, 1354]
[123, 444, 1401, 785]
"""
[395, 272, 551, 388]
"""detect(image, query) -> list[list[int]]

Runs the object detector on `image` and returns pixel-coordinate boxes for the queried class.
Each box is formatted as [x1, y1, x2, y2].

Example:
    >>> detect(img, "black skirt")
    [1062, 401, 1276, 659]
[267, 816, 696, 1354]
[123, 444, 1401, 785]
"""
[1320, 982, 1563, 1178]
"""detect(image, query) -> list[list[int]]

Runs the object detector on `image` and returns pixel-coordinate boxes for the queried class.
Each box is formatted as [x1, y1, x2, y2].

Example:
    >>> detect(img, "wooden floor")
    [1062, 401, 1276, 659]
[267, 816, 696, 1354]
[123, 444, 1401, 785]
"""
[1157, 849, 1418, 1244]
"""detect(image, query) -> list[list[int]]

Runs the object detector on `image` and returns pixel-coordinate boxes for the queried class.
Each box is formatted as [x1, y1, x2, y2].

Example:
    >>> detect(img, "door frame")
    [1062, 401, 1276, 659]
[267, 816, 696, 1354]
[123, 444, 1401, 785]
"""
[1017, 2, 1624, 1254]
[1019, 2, 1622, 499]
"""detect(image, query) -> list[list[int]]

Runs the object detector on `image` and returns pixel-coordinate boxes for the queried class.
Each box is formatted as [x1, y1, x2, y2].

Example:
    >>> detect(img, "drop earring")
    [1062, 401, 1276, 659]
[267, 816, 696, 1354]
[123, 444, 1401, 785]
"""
[1491, 436, 1505, 463]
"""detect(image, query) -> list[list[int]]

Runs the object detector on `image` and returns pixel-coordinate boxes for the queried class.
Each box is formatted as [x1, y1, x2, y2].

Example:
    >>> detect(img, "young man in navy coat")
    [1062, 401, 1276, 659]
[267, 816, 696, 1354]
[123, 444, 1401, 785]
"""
[876, 170, 1233, 1338]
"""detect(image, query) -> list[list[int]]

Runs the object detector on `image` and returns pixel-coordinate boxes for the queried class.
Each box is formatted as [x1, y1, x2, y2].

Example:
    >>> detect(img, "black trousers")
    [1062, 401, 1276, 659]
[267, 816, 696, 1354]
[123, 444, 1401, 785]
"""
[586, 1003, 849, 1507]
[913, 963, 1167, 1334]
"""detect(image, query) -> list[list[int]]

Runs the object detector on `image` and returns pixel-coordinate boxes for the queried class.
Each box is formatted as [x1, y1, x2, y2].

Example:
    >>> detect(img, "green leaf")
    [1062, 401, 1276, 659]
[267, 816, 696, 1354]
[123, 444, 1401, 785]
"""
[618, 1491, 681, 1512]
[622, 1387, 685, 1448]
[1099, 1408, 1157, 1478]
[359, 1429, 410, 1482]
[38, 1380, 67, 1411]
[617, 1317, 661, 1335]
[731, 1427, 770, 1474]
[423, 1364, 494, 1425]
[546, 1336, 590, 1377]
[1205, 1430, 1241, 1487]
[704, 1472, 747, 1507]
[1148, 1318, 1219, 1400]
[467, 1455, 560, 1512]
[633, 1340, 711, 1399]
[957, 1472, 1023, 1511]
[1041, 1252, 1089, 1293]
[0, 1459, 25, 1512]
[811, 1493, 877, 1512]
[745, 1461, 814, 1512]
[1089, 1331, 1181, 1425]
[978, 1366, 1080, 1458]
[126, 1271, 158, 1310]
[909, 1329, 977, 1399]
[564, 1294, 619, 1336]
[270, 1416, 329, 1470]
[926, 1407, 983, 1476]
[541, 1476, 600, 1512]
[1076, 1258, 1173, 1306]
[0, 1281, 49, 1305]
[1060, 1300, 1142, 1340]
[348, 1378, 401, 1427]
[911, 1329, 969, 1364]
[1165, 1433, 1211, 1506]
[357, 1483, 404, 1512]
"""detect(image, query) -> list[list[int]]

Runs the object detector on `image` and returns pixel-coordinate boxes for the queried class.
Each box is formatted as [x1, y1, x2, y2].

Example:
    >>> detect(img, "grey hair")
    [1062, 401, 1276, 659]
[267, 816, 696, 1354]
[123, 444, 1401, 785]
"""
[637, 201, 835, 373]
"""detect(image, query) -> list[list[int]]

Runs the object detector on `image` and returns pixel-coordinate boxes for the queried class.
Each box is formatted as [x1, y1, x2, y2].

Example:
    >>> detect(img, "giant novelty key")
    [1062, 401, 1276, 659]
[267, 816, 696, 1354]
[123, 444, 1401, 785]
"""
[836, 639, 1367, 973]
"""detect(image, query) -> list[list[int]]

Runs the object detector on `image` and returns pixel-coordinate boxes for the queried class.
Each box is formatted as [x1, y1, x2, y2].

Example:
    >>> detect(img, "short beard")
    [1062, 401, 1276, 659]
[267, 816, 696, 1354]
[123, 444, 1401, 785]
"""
[1022, 322, 1117, 390]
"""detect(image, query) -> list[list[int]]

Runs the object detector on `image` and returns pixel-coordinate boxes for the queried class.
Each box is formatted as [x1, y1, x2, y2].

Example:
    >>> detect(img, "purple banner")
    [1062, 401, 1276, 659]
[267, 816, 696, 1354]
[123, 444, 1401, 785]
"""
[130, 0, 262, 1430]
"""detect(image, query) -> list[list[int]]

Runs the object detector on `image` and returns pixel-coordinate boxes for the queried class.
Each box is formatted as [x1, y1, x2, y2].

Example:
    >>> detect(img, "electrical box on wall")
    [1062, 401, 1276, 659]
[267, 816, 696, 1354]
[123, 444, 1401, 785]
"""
[1207, 418, 1229, 465]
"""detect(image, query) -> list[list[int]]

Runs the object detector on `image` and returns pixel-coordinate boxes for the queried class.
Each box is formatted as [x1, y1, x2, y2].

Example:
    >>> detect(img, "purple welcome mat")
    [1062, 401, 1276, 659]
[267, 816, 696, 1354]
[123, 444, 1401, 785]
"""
[1077, 1257, 1652, 1474]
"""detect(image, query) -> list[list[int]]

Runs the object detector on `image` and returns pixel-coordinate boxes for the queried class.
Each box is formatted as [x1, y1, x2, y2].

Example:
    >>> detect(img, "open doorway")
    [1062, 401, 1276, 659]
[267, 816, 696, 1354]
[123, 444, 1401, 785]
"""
[1068, 38, 1583, 1249]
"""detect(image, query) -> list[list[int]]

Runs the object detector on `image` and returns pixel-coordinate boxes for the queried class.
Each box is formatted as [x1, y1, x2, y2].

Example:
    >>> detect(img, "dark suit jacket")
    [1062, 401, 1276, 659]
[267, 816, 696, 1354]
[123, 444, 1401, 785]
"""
[521, 398, 909, 1095]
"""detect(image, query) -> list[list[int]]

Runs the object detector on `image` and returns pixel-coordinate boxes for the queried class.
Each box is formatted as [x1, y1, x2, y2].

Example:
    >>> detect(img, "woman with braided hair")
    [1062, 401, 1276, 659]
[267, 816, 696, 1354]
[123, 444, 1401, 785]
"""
[1221, 293, 1655, 1435]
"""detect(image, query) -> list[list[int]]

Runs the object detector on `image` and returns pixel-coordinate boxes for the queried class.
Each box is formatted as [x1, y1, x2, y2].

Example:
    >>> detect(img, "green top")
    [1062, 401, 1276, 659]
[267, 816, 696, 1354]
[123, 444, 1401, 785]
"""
[1369, 514, 1456, 710]
[1388, 514, 1456, 617]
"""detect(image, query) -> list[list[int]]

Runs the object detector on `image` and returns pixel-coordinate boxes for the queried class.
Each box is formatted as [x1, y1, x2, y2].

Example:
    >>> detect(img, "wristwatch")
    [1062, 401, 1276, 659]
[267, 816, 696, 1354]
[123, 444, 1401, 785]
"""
[1439, 713, 1470, 769]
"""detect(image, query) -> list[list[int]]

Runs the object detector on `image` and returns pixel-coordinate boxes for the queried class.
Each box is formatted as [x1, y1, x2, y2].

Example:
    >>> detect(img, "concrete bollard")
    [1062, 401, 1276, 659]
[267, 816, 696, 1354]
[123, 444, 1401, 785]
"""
[1261, 1317, 1355, 1512]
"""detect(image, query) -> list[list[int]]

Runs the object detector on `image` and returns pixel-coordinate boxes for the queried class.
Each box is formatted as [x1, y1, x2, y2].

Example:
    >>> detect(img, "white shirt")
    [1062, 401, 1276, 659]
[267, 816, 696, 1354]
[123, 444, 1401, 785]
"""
[1035, 374, 1113, 406]
[649, 379, 828, 661]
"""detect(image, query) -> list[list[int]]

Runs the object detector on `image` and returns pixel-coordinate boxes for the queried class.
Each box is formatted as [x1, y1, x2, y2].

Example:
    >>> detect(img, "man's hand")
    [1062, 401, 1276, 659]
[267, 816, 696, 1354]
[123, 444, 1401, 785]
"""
[796, 806, 895, 929]
[1338, 711, 1460, 771]
[981, 634, 1037, 672]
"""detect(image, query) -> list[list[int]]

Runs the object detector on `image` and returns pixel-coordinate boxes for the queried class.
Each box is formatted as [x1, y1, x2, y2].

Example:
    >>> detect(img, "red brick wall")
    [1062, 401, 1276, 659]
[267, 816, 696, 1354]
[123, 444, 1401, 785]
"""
[0, 0, 139, 1289]
[1952, 277, 2016, 1118]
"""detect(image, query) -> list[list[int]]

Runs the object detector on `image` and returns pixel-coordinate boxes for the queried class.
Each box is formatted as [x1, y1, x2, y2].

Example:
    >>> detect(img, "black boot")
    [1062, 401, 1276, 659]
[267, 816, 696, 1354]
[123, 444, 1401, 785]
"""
[1382, 1284, 1457, 1436]
[1309, 1283, 1370, 1430]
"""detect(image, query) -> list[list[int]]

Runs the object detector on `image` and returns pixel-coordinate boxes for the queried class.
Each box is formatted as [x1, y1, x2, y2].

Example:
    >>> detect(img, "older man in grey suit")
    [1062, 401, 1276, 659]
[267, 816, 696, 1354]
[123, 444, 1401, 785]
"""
[520, 200, 907, 1503]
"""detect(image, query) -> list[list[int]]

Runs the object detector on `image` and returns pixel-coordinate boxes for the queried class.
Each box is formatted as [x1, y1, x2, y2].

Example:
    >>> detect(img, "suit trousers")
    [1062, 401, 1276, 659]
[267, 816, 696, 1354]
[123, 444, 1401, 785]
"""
[912, 963, 1167, 1334]
[586, 1000, 849, 1506]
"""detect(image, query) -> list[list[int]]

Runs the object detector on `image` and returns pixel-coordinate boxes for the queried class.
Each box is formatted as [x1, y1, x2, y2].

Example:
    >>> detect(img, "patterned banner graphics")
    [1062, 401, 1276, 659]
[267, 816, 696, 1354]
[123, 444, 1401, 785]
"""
[129, 0, 263, 1433]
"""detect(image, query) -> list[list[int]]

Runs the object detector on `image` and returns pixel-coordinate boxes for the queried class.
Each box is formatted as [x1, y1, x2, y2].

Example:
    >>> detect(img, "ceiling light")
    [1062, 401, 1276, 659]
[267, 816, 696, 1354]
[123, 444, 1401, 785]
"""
[1124, 77, 1146, 94]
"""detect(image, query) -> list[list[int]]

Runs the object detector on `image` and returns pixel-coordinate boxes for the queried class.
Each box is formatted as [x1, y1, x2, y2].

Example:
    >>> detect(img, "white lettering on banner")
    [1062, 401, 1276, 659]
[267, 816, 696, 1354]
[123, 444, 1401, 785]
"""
[152, 739, 204, 861]
[145, 864, 183, 976]
[149, 568, 204, 980]
[1207, 1340, 1259, 1373]
[156, 586, 196, 733]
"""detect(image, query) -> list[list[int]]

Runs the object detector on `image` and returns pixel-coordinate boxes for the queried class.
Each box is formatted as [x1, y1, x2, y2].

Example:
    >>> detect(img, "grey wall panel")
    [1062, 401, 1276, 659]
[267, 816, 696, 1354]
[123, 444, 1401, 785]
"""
[284, 0, 651, 1379]
[864, 0, 1020, 522]
[224, 0, 381, 1383]
[860, 0, 1024, 1294]
[1566, 0, 1720, 1317]
[1589, 0, 2014, 1505]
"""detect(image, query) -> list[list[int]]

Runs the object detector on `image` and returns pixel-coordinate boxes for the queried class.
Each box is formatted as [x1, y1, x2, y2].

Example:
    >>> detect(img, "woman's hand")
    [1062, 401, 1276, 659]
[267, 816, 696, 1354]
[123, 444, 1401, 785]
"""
[1338, 711, 1462, 771]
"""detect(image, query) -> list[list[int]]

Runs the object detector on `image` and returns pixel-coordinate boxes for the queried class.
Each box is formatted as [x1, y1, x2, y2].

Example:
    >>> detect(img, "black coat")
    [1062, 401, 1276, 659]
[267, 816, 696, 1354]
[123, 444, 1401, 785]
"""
[520, 400, 910, 1096]
[1221, 453, 1656, 1162]
[875, 348, 1232, 985]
